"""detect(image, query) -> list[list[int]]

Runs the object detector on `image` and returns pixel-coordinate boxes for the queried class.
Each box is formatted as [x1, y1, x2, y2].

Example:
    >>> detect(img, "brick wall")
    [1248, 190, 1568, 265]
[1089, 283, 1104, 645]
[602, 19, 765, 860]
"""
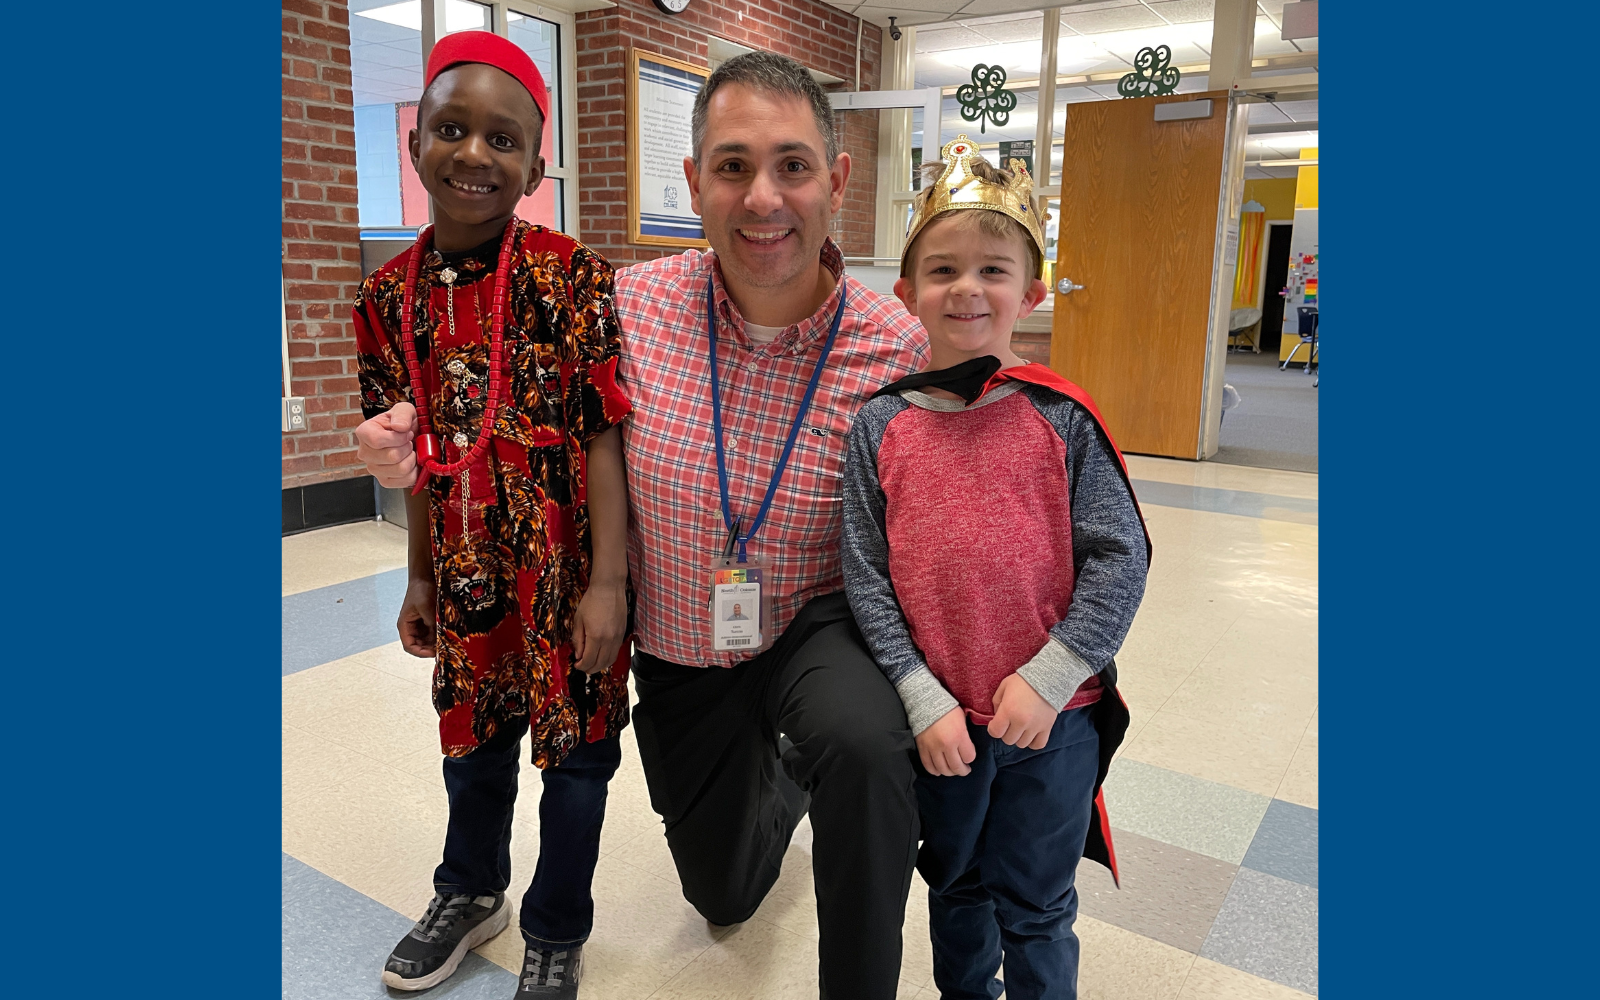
[1012, 329, 1051, 365]
[834, 106, 879, 259]
[574, 0, 882, 269]
[282, 0, 364, 489]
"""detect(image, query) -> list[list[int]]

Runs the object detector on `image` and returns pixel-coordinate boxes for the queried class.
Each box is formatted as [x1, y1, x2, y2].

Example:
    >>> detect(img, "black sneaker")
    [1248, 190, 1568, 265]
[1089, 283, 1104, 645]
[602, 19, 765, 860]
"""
[380, 891, 510, 991]
[516, 943, 582, 998]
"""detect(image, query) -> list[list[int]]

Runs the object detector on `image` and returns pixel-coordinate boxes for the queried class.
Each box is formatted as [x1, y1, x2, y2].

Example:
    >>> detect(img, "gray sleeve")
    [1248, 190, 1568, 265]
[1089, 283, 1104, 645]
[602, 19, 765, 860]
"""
[841, 398, 961, 736]
[1014, 387, 1149, 710]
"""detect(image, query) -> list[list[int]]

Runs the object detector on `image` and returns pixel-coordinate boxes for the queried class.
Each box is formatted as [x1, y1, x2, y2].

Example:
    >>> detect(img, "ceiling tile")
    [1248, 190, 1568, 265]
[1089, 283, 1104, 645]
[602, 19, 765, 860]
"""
[852, 6, 960, 28]
[952, 0, 1070, 19]
[1247, 102, 1293, 124]
[915, 25, 993, 52]
[867, 0, 971, 13]
[1147, 0, 1216, 25]
[1251, 14, 1303, 57]
[1097, 39, 1210, 66]
[1273, 99, 1318, 120]
[1061, 7, 1166, 33]
[1059, 1, 1148, 11]
[959, 11, 1045, 29]
[972, 14, 1048, 43]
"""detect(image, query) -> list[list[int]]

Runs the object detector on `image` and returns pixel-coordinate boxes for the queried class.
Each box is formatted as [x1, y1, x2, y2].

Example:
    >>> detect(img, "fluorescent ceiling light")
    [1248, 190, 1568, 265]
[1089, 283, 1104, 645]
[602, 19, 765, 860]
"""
[1250, 132, 1318, 146]
[1076, 22, 1213, 58]
[937, 21, 1219, 79]
[938, 40, 1043, 74]
[357, 0, 488, 33]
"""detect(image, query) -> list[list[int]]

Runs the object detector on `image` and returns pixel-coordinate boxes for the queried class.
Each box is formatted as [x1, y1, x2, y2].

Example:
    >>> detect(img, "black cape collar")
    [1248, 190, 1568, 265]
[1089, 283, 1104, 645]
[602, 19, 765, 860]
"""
[870, 355, 1004, 405]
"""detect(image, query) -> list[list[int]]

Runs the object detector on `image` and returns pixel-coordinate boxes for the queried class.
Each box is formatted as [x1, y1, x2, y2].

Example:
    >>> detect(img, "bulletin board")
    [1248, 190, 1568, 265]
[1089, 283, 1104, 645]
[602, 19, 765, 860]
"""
[628, 50, 711, 248]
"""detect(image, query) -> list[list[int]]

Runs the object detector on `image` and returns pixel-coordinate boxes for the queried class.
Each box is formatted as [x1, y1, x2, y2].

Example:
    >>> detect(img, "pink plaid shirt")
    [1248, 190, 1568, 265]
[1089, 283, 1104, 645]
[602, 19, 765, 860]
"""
[615, 241, 928, 667]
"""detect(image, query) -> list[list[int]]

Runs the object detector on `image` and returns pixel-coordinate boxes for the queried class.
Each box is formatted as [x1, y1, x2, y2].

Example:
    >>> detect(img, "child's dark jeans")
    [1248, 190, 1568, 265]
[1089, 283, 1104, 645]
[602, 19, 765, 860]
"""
[432, 724, 621, 947]
[915, 705, 1100, 1000]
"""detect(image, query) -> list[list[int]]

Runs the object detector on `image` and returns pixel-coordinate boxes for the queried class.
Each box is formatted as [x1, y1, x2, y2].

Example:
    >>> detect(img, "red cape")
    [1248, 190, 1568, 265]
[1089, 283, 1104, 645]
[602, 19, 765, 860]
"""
[985, 363, 1152, 564]
[983, 362, 1156, 887]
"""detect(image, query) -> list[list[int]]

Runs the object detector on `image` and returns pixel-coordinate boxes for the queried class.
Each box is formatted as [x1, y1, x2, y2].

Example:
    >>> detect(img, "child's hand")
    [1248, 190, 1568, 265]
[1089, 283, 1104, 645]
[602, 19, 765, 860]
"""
[397, 577, 437, 658]
[355, 402, 420, 488]
[987, 674, 1056, 749]
[571, 580, 627, 675]
[916, 707, 977, 776]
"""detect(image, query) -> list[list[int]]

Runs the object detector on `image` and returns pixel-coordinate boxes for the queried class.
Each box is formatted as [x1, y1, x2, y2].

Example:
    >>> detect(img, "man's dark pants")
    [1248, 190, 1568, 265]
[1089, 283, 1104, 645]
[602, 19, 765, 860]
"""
[433, 717, 622, 948]
[915, 706, 1099, 1000]
[631, 593, 920, 1000]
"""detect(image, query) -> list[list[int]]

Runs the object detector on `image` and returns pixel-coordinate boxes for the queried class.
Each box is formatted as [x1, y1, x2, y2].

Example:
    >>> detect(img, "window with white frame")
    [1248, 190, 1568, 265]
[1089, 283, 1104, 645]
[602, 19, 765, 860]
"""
[350, 0, 580, 235]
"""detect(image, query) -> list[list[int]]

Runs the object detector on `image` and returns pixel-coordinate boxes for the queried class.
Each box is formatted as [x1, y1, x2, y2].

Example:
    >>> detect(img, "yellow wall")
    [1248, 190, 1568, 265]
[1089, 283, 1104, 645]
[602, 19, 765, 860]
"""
[1243, 177, 1297, 221]
[1295, 148, 1318, 210]
[1276, 148, 1319, 361]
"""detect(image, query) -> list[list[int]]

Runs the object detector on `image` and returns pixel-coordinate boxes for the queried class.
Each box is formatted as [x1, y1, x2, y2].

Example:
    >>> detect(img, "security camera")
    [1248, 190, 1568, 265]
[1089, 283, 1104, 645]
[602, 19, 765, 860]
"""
[888, 16, 902, 41]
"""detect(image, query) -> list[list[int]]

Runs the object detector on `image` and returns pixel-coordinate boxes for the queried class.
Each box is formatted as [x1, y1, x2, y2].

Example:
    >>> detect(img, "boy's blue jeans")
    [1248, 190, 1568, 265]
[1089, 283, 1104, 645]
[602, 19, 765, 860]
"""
[915, 706, 1099, 1000]
[433, 730, 621, 947]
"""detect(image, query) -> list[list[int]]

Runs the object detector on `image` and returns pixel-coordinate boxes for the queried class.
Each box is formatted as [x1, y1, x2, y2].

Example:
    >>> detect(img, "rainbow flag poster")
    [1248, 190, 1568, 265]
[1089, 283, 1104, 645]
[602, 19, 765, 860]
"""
[1304, 277, 1317, 303]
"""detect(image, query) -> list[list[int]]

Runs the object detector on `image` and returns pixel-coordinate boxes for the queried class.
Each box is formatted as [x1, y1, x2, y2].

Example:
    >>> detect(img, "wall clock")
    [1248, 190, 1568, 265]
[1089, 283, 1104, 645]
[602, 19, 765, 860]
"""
[653, 0, 691, 14]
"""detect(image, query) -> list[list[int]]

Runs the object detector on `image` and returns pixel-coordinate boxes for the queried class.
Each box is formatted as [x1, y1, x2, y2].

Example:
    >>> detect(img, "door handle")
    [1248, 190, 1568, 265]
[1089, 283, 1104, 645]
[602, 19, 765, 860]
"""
[1057, 277, 1084, 295]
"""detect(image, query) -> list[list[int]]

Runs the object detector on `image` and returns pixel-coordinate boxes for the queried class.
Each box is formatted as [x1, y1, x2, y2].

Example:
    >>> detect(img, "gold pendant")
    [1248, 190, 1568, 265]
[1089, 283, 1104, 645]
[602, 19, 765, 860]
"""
[453, 431, 471, 542]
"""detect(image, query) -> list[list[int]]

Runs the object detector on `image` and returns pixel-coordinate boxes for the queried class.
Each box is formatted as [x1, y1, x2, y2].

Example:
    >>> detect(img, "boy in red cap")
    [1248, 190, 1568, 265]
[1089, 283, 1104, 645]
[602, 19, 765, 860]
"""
[352, 31, 632, 998]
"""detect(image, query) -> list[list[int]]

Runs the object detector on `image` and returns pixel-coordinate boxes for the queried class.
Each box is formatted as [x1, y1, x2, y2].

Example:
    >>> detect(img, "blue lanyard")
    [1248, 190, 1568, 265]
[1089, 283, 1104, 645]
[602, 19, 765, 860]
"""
[706, 275, 847, 563]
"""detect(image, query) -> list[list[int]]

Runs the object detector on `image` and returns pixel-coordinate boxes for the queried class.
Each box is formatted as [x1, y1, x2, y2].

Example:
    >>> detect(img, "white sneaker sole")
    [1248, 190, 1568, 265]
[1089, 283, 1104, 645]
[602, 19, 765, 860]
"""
[380, 901, 513, 992]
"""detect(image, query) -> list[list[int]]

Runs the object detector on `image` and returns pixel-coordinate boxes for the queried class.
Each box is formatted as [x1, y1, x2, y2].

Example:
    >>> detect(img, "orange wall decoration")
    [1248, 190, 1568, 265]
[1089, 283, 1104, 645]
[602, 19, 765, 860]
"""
[1232, 207, 1267, 308]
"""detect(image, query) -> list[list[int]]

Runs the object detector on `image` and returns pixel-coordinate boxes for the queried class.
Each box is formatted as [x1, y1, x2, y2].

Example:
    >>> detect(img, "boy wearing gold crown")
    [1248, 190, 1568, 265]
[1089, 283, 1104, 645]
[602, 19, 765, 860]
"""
[841, 137, 1152, 1000]
[351, 31, 631, 998]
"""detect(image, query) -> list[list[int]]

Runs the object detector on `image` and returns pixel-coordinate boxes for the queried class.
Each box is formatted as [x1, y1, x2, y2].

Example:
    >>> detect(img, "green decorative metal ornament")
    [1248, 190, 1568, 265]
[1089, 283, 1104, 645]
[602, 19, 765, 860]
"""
[1117, 45, 1181, 98]
[956, 64, 1017, 134]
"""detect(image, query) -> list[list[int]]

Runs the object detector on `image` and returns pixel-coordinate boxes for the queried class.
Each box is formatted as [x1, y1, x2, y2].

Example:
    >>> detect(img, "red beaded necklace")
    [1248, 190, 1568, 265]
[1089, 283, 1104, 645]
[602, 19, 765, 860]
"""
[398, 218, 518, 495]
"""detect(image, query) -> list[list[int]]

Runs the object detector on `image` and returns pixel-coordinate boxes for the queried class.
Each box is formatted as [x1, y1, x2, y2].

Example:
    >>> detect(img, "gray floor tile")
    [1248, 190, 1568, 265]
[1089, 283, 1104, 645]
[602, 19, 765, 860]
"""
[1199, 867, 1318, 996]
[1131, 479, 1318, 524]
[283, 853, 516, 999]
[1076, 828, 1239, 954]
[1102, 758, 1273, 864]
[282, 568, 410, 675]
[1241, 799, 1318, 888]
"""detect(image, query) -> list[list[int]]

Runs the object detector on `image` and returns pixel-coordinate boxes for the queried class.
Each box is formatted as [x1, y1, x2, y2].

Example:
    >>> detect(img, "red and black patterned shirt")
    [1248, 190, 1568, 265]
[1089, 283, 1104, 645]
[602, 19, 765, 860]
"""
[355, 221, 633, 768]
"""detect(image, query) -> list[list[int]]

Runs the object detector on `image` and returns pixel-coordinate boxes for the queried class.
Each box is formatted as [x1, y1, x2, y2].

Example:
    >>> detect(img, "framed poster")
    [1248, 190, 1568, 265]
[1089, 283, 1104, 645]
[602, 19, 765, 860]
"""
[628, 50, 711, 247]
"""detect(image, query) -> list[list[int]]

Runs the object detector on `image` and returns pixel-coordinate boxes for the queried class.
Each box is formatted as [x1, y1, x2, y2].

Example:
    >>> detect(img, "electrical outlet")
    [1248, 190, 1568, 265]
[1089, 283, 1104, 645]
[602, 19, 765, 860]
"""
[283, 396, 307, 433]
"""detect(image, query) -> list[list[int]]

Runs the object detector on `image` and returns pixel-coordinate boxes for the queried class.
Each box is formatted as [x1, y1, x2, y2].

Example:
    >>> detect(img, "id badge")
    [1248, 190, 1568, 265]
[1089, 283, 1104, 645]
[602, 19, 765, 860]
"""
[709, 557, 772, 653]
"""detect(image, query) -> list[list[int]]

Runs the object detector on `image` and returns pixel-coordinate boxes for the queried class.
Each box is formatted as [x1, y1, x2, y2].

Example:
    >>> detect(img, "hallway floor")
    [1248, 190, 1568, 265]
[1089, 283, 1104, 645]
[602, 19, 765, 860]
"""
[283, 456, 1317, 999]
[1214, 351, 1319, 474]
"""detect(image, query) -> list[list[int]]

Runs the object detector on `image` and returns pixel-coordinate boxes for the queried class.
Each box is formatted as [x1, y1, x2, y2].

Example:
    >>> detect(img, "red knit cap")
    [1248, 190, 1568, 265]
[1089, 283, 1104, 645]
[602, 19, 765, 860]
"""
[424, 30, 550, 126]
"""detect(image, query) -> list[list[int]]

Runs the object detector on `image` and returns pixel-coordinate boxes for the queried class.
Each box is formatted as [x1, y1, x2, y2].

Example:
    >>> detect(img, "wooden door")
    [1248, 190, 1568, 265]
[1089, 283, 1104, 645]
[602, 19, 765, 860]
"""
[1050, 91, 1230, 459]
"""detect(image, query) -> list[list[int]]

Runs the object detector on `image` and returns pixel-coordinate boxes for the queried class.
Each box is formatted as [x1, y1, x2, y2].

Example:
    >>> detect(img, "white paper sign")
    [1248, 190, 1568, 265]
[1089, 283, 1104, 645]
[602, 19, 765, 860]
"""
[636, 57, 704, 241]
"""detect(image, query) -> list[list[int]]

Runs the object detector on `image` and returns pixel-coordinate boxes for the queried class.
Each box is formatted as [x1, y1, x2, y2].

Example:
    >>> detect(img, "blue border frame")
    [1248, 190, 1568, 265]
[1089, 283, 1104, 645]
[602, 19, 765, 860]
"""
[1327, 2, 1593, 996]
[10, 3, 282, 993]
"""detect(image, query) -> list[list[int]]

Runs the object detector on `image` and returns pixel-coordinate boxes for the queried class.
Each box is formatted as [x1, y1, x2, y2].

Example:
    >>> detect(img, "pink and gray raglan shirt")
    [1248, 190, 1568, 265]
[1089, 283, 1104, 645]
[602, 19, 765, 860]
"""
[841, 372, 1149, 737]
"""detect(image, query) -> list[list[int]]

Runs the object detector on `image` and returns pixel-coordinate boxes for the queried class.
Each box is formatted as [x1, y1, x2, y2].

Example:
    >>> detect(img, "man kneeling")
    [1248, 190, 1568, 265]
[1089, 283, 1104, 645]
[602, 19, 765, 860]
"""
[614, 52, 928, 1000]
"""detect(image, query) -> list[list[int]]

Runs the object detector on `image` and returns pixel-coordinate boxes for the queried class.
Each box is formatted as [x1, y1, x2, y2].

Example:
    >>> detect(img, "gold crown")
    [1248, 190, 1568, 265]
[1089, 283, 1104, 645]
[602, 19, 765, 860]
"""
[902, 134, 1047, 278]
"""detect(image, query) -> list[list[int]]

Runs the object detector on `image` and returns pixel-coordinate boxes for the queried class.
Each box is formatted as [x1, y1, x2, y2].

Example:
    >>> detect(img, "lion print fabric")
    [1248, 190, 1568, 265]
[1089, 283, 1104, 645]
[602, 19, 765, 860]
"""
[354, 221, 633, 768]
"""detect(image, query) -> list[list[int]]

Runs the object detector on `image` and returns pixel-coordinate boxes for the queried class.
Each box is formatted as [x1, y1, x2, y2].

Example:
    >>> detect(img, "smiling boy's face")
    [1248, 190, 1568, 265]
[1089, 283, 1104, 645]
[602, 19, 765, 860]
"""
[894, 212, 1048, 369]
[409, 62, 545, 251]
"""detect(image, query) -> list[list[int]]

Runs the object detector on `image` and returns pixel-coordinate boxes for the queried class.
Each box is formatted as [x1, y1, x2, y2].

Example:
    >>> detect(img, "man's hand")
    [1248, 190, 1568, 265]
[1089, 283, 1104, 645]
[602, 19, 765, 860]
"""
[356, 402, 420, 488]
[986, 673, 1057, 749]
[916, 706, 977, 777]
[571, 580, 627, 675]
[398, 578, 437, 658]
